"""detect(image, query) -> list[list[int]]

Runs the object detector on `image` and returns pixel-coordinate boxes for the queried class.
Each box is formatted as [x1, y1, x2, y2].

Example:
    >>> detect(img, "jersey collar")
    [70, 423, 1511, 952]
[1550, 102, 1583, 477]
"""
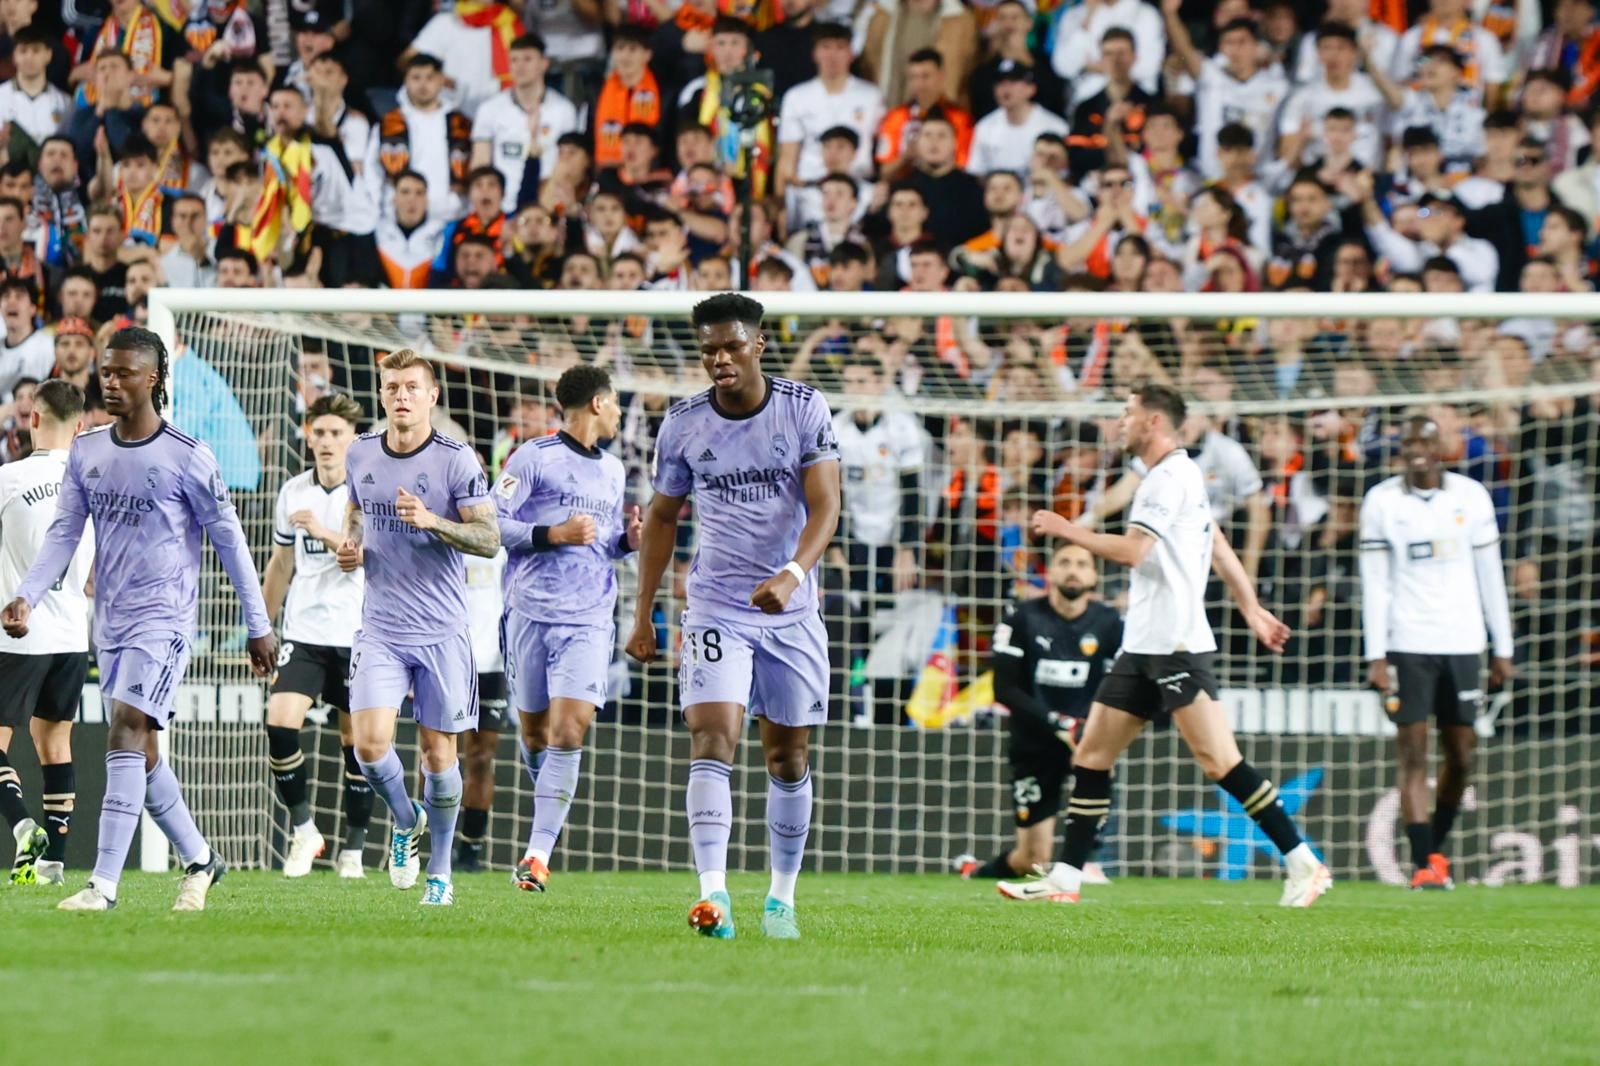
[708, 375, 773, 422]
[557, 430, 601, 459]
[381, 429, 436, 459]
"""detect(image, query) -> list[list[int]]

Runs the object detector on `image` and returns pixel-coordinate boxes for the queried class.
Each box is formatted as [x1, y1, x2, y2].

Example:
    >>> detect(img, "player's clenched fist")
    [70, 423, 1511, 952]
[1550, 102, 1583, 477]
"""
[551, 513, 596, 545]
[336, 539, 364, 572]
[624, 618, 657, 663]
[2, 596, 30, 638]
[749, 569, 798, 614]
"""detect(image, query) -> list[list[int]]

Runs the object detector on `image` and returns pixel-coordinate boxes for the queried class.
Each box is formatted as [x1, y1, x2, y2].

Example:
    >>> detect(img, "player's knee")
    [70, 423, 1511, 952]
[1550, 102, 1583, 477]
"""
[464, 744, 494, 779]
[352, 739, 388, 764]
[1190, 741, 1241, 781]
[764, 746, 808, 782]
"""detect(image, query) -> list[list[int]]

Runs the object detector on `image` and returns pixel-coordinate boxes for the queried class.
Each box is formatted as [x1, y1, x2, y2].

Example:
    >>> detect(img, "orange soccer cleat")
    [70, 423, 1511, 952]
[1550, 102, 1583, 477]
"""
[1409, 853, 1454, 891]
[513, 855, 550, 893]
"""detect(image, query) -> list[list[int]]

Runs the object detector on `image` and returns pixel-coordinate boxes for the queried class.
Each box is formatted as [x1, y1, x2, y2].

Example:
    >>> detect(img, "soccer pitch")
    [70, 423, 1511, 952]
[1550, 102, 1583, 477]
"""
[3, 873, 1596, 1065]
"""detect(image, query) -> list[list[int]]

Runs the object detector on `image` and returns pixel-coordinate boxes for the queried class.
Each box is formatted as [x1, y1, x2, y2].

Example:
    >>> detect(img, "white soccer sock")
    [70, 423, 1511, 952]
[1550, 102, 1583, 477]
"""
[92, 876, 118, 902]
[1285, 842, 1319, 872]
[687, 759, 732, 898]
[293, 818, 317, 835]
[699, 870, 727, 896]
[769, 870, 799, 906]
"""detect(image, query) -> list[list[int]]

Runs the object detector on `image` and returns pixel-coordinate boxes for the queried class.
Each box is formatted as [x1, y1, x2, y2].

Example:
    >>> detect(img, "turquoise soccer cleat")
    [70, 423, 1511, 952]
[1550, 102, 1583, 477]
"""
[761, 897, 801, 940]
[688, 890, 736, 939]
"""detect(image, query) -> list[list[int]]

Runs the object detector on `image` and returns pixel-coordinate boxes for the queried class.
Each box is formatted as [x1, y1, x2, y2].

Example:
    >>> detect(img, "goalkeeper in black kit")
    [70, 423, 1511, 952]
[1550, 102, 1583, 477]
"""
[962, 543, 1123, 881]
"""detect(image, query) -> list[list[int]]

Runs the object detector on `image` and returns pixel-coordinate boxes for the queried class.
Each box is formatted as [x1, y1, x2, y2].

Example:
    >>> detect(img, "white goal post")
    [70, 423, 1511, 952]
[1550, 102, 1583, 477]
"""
[142, 286, 1600, 886]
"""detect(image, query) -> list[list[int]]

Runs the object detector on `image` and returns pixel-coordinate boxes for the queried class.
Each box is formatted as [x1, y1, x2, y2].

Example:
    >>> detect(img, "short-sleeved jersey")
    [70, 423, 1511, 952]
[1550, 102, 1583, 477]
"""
[0, 450, 93, 654]
[652, 377, 840, 628]
[464, 547, 505, 671]
[1124, 449, 1216, 655]
[273, 469, 363, 647]
[833, 408, 925, 548]
[993, 598, 1123, 730]
[346, 430, 492, 645]
[1192, 429, 1264, 521]
[497, 432, 628, 628]
[18, 422, 269, 647]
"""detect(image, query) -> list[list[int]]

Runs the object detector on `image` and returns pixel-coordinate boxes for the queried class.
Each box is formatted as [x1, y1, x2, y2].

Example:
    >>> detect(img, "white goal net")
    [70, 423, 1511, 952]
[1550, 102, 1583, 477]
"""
[146, 290, 1600, 886]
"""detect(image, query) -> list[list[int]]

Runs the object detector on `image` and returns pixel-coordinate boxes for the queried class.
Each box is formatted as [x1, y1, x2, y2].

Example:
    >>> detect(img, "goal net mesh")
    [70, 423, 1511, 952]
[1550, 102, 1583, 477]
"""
[159, 297, 1599, 886]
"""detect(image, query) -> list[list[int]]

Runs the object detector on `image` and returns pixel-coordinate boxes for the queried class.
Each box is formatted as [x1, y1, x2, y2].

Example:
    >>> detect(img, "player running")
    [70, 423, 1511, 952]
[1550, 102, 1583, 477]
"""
[962, 544, 1123, 883]
[627, 293, 841, 940]
[455, 537, 506, 874]
[0, 381, 93, 887]
[338, 349, 499, 907]
[496, 365, 639, 893]
[998, 384, 1332, 907]
[261, 392, 371, 879]
[2, 327, 276, 912]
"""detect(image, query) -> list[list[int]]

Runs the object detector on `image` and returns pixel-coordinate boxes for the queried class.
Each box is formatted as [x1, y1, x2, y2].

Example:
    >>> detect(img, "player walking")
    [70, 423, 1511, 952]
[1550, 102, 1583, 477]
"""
[627, 294, 841, 940]
[0, 381, 93, 886]
[454, 539, 506, 874]
[998, 384, 1332, 907]
[261, 392, 371, 879]
[338, 349, 499, 907]
[1360, 415, 1514, 890]
[496, 365, 639, 893]
[2, 327, 276, 912]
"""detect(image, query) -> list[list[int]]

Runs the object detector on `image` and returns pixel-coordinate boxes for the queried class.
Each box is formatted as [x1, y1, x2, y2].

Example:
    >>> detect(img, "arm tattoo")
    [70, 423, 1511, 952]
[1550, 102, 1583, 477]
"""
[430, 502, 502, 558]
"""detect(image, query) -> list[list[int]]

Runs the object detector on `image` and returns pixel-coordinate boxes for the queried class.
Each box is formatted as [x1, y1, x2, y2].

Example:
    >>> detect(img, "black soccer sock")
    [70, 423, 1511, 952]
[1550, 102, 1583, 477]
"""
[341, 746, 373, 852]
[460, 805, 489, 847]
[1219, 761, 1303, 856]
[1059, 767, 1112, 869]
[1430, 803, 1459, 856]
[40, 762, 74, 863]
[0, 750, 31, 829]
[266, 725, 312, 827]
[974, 853, 1017, 879]
[1407, 822, 1436, 868]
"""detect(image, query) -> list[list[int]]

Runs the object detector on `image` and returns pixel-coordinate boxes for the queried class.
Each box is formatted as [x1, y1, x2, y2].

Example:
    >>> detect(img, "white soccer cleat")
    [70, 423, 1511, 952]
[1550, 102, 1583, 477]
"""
[1081, 862, 1112, 886]
[335, 849, 365, 879]
[57, 883, 115, 911]
[388, 802, 428, 890]
[1280, 860, 1334, 908]
[172, 852, 227, 912]
[420, 876, 454, 906]
[996, 864, 1081, 903]
[34, 860, 65, 886]
[283, 824, 326, 878]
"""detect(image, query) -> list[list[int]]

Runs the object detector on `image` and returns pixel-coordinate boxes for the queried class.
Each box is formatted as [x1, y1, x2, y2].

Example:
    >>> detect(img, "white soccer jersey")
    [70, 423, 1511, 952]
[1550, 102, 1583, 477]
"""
[1123, 450, 1216, 655]
[1193, 58, 1289, 179]
[0, 80, 68, 146]
[1358, 472, 1514, 660]
[1191, 429, 1264, 520]
[777, 77, 885, 183]
[1278, 74, 1386, 167]
[1390, 89, 1485, 169]
[472, 87, 580, 212]
[966, 105, 1069, 177]
[273, 469, 363, 647]
[0, 450, 92, 654]
[464, 547, 505, 672]
[1392, 20, 1507, 104]
[833, 407, 926, 548]
[0, 329, 55, 402]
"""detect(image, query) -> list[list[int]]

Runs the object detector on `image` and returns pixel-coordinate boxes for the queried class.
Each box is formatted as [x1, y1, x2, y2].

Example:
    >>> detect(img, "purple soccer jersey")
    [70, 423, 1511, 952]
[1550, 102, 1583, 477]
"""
[346, 430, 492, 644]
[495, 431, 629, 628]
[651, 377, 839, 628]
[16, 422, 271, 646]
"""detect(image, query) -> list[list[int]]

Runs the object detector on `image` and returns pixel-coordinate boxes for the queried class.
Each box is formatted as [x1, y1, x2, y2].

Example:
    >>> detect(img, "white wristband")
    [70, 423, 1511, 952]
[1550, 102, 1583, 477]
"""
[782, 561, 807, 584]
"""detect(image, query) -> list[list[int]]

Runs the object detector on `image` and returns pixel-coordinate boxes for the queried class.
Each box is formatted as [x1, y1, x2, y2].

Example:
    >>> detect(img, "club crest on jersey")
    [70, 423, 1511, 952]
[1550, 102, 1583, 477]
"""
[145, 467, 159, 489]
[417, 473, 430, 494]
[1080, 633, 1100, 656]
[771, 433, 789, 458]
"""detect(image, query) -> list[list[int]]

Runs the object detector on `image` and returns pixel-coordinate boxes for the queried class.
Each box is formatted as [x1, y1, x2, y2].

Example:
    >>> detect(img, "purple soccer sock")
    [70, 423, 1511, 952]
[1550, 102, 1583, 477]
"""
[422, 765, 462, 878]
[92, 750, 147, 895]
[687, 759, 733, 896]
[144, 759, 209, 867]
[357, 748, 417, 830]
[767, 769, 812, 905]
[526, 746, 581, 863]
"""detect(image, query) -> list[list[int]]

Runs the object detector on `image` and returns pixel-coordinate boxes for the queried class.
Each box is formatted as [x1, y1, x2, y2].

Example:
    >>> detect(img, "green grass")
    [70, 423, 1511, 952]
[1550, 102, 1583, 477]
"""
[3, 871, 1598, 1065]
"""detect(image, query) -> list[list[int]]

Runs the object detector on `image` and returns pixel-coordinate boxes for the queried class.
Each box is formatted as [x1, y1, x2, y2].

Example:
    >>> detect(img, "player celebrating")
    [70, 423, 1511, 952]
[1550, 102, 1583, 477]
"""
[338, 349, 499, 907]
[964, 544, 1123, 882]
[261, 392, 371, 880]
[0, 381, 93, 886]
[3, 327, 276, 912]
[1360, 415, 1513, 890]
[496, 365, 639, 893]
[627, 294, 841, 940]
[998, 384, 1332, 907]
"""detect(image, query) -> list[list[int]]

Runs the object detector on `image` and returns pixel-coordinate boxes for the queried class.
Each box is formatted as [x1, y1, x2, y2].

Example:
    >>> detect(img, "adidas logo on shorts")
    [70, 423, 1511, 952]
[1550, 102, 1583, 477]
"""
[453, 708, 466, 721]
[698, 448, 717, 462]
[129, 683, 144, 696]
[807, 700, 823, 716]
[587, 682, 602, 694]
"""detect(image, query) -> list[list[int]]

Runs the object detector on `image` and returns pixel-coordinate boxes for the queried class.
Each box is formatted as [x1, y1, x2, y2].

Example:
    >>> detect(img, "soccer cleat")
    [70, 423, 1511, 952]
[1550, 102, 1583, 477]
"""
[57, 883, 115, 911]
[9, 821, 48, 885]
[953, 853, 979, 879]
[688, 890, 735, 939]
[33, 860, 65, 886]
[454, 839, 484, 874]
[419, 876, 454, 906]
[283, 824, 326, 878]
[334, 849, 365, 879]
[996, 865, 1080, 903]
[1082, 862, 1113, 886]
[173, 852, 227, 912]
[388, 802, 428, 890]
[513, 855, 549, 893]
[761, 896, 801, 940]
[1410, 853, 1454, 891]
[1280, 860, 1333, 908]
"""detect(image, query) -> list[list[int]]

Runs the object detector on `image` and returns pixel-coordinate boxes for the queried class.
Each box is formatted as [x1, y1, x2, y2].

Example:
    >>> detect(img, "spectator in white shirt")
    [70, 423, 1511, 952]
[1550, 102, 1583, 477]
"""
[470, 32, 580, 213]
[1213, 123, 1274, 255]
[307, 52, 376, 185]
[1391, 0, 1509, 107]
[0, 278, 52, 400]
[775, 23, 886, 196]
[0, 26, 68, 152]
[1051, 0, 1166, 108]
[158, 193, 216, 288]
[967, 61, 1068, 177]
[1164, 8, 1289, 180]
[1519, 67, 1591, 173]
[1369, 44, 1486, 174]
[1278, 22, 1387, 169]
[402, 1, 521, 118]
[1294, 0, 1400, 85]
[1362, 187, 1501, 293]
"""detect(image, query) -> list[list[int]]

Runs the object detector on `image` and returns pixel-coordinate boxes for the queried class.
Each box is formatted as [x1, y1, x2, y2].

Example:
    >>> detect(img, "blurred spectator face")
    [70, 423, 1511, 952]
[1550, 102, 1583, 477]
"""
[1514, 143, 1550, 188]
[1420, 54, 1462, 95]
[1191, 364, 1233, 404]
[1492, 334, 1532, 383]
[821, 177, 857, 223]
[676, 126, 714, 168]
[310, 54, 350, 97]
[1142, 112, 1181, 156]
[888, 188, 929, 234]
[1257, 417, 1299, 468]
[13, 38, 47, 80]
[1333, 243, 1371, 288]
[915, 119, 956, 170]
[125, 261, 156, 306]
[39, 140, 77, 189]
[1557, 0, 1596, 33]
[610, 256, 645, 289]
[907, 249, 947, 291]
[55, 334, 94, 377]
[1191, 189, 1226, 231]
[558, 252, 600, 289]
[1322, 114, 1355, 156]
[120, 151, 156, 194]
[1111, 237, 1147, 288]
[171, 196, 205, 240]
[990, 1, 1030, 43]
[404, 63, 445, 109]
[644, 216, 682, 253]
[96, 53, 132, 100]
[142, 105, 181, 148]
[621, 130, 657, 171]
[1029, 137, 1068, 182]
[906, 57, 942, 105]
[994, 73, 1035, 113]
[228, 67, 268, 114]
[1262, 3, 1297, 45]
[1418, 202, 1460, 245]
[296, 26, 336, 66]
[206, 136, 248, 180]
[1101, 35, 1135, 81]
[946, 417, 983, 466]
[59, 275, 96, 318]
[1205, 250, 1247, 291]
[1422, 263, 1463, 292]
[469, 173, 504, 219]
[1002, 215, 1040, 265]
[1521, 259, 1561, 292]
[830, 252, 869, 290]
[508, 41, 550, 87]
[813, 36, 852, 81]
[12, 381, 33, 419]
[1404, 140, 1443, 180]
[1332, 362, 1374, 399]
[217, 255, 256, 286]
[694, 257, 732, 290]
[514, 203, 557, 247]
[0, 286, 30, 330]
[1287, 180, 1330, 230]
[0, 167, 30, 202]
[394, 175, 428, 227]
[1002, 426, 1043, 469]
[298, 350, 332, 403]
[752, 259, 794, 290]
[509, 397, 554, 440]
[1364, 318, 1405, 359]
[269, 88, 309, 137]
[1521, 77, 1564, 119]
[1267, 316, 1311, 351]
[1217, 23, 1257, 72]
[588, 193, 626, 239]
[1098, 166, 1134, 209]
[1392, 201, 1423, 238]
[611, 39, 650, 83]
[1316, 35, 1356, 80]
[457, 242, 499, 287]
[1539, 212, 1583, 257]
[983, 172, 1023, 217]
[555, 140, 589, 178]
[820, 133, 856, 174]
[1142, 256, 1181, 292]
[1217, 139, 1254, 176]
[842, 359, 885, 401]
[710, 27, 749, 73]
[0, 203, 22, 251]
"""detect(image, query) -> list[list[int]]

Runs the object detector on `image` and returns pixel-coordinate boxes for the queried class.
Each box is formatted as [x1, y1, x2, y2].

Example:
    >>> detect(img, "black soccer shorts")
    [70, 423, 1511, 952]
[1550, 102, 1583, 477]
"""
[1094, 651, 1220, 723]
[1008, 726, 1075, 828]
[476, 671, 508, 732]
[270, 641, 351, 710]
[0, 651, 87, 727]
[1386, 652, 1482, 727]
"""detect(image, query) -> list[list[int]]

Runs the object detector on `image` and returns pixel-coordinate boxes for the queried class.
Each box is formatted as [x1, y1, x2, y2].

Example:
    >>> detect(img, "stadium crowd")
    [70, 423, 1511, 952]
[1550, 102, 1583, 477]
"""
[0, 0, 1591, 723]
